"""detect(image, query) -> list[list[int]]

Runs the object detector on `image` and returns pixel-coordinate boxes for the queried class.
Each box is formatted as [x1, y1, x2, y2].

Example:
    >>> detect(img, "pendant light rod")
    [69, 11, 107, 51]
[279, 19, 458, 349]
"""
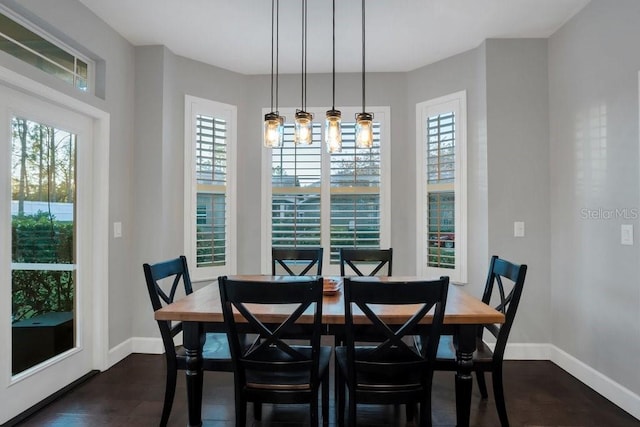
[295, 0, 313, 145]
[361, 0, 366, 112]
[325, 0, 342, 153]
[355, 0, 373, 149]
[270, 0, 275, 112]
[264, 0, 283, 148]
[304, 0, 308, 110]
[300, 0, 308, 111]
[275, 0, 280, 113]
[331, 0, 336, 110]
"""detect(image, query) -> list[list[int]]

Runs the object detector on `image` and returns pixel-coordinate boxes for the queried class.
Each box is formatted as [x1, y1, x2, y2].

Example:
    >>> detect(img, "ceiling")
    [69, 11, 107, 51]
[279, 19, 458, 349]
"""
[77, 0, 590, 75]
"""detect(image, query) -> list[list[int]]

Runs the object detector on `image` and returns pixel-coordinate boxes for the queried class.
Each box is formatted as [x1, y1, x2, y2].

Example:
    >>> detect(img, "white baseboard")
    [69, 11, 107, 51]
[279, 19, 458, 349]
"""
[501, 342, 552, 360]
[550, 345, 640, 421]
[107, 337, 164, 369]
[131, 337, 164, 354]
[498, 342, 639, 421]
[107, 338, 132, 369]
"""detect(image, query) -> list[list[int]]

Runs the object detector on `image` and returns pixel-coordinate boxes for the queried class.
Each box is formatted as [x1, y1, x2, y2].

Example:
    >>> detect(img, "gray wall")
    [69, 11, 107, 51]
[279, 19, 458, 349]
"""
[131, 40, 550, 347]
[548, 0, 640, 395]
[131, 47, 252, 336]
[485, 39, 551, 343]
[406, 39, 552, 344]
[407, 45, 490, 299]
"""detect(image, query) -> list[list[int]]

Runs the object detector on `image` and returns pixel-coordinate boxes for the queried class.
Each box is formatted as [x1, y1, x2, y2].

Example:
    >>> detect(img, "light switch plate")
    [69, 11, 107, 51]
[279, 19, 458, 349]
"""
[514, 221, 525, 237]
[113, 221, 122, 238]
[621, 224, 633, 245]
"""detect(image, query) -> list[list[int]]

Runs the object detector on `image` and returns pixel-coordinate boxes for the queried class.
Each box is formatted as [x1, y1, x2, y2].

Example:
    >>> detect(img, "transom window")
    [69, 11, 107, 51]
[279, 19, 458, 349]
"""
[0, 9, 91, 91]
[263, 107, 390, 274]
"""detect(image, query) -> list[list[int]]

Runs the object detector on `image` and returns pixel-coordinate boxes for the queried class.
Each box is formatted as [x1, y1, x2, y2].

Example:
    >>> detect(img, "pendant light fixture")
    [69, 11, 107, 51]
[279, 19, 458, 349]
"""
[355, 0, 373, 149]
[325, 0, 342, 153]
[294, 0, 313, 145]
[264, 0, 284, 148]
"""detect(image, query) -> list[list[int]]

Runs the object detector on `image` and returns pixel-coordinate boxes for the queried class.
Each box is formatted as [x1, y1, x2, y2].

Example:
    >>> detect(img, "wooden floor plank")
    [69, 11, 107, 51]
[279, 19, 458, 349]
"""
[12, 354, 640, 427]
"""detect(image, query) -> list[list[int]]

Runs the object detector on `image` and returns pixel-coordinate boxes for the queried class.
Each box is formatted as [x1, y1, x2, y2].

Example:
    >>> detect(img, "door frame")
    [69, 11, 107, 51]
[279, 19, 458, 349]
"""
[0, 65, 110, 405]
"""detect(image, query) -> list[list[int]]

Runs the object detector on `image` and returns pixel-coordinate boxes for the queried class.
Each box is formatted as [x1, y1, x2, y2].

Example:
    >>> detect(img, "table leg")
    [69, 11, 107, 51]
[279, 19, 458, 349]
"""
[183, 322, 204, 427]
[454, 325, 476, 427]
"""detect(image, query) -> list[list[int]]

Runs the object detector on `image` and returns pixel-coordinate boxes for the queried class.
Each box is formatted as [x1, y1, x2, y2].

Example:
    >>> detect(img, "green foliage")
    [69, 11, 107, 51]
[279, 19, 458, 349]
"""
[11, 212, 74, 322]
[12, 270, 74, 322]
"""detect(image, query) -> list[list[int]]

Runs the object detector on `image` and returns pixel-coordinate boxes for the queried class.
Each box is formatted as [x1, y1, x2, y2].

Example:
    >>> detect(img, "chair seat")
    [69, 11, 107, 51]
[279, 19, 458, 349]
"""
[175, 332, 234, 371]
[245, 346, 332, 390]
[335, 346, 424, 391]
[435, 335, 494, 367]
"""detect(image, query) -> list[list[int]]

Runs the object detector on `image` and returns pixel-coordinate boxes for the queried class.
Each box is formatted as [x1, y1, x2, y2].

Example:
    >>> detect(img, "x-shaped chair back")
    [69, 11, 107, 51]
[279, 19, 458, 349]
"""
[479, 255, 528, 360]
[342, 277, 449, 385]
[272, 247, 323, 276]
[143, 256, 193, 348]
[339, 248, 393, 277]
[219, 276, 324, 384]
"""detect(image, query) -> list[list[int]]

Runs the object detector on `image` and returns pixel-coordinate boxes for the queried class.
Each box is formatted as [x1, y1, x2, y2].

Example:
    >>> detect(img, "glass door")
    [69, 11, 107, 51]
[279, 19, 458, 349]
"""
[0, 83, 95, 418]
[10, 117, 77, 375]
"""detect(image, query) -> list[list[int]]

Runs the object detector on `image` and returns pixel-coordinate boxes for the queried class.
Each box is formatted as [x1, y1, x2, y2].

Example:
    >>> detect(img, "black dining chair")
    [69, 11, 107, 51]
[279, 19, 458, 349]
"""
[219, 276, 331, 427]
[339, 248, 392, 276]
[272, 247, 323, 276]
[335, 276, 449, 427]
[431, 255, 527, 427]
[143, 256, 234, 427]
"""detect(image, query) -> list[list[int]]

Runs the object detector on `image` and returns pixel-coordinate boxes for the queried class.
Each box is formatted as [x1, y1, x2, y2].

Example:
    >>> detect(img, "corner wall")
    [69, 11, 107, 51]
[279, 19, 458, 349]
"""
[548, 0, 640, 406]
[485, 39, 552, 344]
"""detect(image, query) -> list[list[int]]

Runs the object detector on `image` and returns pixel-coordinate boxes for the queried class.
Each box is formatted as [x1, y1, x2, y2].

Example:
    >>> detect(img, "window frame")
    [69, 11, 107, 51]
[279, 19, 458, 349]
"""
[261, 106, 391, 275]
[184, 95, 237, 281]
[0, 6, 94, 93]
[416, 91, 467, 283]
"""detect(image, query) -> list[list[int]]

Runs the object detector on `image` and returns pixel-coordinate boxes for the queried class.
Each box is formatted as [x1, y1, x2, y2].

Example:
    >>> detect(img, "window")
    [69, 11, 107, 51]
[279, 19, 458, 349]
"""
[262, 107, 390, 274]
[416, 91, 467, 282]
[184, 96, 236, 280]
[0, 8, 91, 91]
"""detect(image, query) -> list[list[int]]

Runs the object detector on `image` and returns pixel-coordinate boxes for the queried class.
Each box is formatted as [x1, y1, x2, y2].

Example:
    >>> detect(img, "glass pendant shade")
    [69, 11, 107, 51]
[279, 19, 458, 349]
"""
[355, 112, 373, 148]
[264, 112, 284, 148]
[294, 110, 313, 145]
[325, 109, 342, 153]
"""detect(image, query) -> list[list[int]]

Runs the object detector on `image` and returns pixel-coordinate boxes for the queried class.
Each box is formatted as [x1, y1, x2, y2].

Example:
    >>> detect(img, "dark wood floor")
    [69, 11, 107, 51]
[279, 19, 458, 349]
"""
[13, 353, 640, 427]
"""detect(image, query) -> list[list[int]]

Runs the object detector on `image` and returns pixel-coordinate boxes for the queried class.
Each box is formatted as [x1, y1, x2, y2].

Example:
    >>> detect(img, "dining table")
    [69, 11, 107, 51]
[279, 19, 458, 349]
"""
[155, 275, 504, 427]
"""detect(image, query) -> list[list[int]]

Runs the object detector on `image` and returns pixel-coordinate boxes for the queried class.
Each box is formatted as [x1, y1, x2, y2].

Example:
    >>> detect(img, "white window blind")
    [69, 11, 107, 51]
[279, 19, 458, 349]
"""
[263, 107, 390, 274]
[329, 122, 381, 263]
[185, 96, 236, 280]
[271, 124, 322, 248]
[426, 112, 455, 268]
[417, 92, 467, 282]
[195, 115, 227, 267]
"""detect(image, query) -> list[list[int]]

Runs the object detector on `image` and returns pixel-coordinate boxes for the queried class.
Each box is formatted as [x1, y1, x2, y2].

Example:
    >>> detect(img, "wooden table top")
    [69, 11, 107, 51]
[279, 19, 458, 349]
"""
[155, 275, 504, 325]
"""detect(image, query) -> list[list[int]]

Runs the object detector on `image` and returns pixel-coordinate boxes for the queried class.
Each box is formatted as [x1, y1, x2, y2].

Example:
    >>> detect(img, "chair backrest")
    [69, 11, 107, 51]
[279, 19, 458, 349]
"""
[218, 276, 324, 387]
[272, 247, 323, 276]
[480, 255, 527, 360]
[142, 255, 193, 357]
[342, 276, 449, 387]
[339, 248, 393, 276]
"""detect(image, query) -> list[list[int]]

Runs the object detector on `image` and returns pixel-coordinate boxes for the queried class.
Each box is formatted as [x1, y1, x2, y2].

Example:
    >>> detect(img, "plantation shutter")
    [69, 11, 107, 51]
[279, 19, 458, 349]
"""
[425, 112, 455, 269]
[329, 122, 381, 263]
[195, 114, 227, 267]
[271, 123, 322, 248]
